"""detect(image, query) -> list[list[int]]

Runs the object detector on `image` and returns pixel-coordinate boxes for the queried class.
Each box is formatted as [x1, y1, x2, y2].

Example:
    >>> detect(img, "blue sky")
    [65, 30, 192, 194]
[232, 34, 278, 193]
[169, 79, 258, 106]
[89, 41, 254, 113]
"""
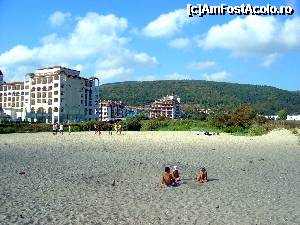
[0, 0, 299, 90]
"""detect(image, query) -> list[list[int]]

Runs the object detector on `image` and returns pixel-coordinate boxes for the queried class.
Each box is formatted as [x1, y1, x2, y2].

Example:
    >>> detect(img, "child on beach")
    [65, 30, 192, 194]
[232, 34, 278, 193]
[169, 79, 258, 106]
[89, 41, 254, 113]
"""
[195, 167, 208, 183]
[160, 166, 176, 186]
[172, 166, 181, 182]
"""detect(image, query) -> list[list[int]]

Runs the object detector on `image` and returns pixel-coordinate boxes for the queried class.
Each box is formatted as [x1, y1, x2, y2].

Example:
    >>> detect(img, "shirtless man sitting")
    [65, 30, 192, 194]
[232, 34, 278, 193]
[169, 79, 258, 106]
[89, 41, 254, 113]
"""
[160, 166, 176, 186]
[195, 167, 208, 183]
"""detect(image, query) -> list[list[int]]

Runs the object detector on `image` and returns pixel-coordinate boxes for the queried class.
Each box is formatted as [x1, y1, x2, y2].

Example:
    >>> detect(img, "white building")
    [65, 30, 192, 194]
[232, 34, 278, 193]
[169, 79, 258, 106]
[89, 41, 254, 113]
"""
[99, 100, 126, 121]
[149, 94, 181, 119]
[0, 66, 99, 123]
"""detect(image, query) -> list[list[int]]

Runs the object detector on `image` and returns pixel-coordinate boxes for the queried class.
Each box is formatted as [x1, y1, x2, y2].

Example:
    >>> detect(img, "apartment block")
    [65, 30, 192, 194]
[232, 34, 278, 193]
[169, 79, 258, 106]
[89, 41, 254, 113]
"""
[149, 94, 181, 119]
[99, 100, 126, 121]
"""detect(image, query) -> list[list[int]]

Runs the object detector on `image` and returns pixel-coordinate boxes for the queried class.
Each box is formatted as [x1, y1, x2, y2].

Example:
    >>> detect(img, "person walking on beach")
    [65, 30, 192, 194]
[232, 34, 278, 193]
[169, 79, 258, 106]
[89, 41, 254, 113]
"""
[59, 123, 64, 135]
[68, 123, 71, 135]
[160, 166, 176, 186]
[195, 167, 208, 183]
[52, 123, 57, 135]
[114, 122, 122, 135]
[108, 123, 113, 135]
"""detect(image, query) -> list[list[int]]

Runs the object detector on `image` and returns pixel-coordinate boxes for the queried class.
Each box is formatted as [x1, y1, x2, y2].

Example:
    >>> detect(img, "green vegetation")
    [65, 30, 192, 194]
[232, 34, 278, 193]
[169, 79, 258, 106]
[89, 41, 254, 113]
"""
[99, 80, 300, 115]
[0, 105, 295, 136]
[277, 109, 288, 120]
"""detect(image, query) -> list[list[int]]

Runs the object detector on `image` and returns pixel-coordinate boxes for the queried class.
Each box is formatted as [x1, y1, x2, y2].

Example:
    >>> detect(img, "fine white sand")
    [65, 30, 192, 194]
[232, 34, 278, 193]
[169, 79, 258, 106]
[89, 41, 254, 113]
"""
[0, 130, 300, 225]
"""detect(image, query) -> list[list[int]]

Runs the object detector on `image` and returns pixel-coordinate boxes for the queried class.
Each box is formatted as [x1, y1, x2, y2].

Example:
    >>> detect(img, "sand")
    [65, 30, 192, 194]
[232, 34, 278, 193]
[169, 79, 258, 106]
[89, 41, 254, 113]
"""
[0, 130, 300, 225]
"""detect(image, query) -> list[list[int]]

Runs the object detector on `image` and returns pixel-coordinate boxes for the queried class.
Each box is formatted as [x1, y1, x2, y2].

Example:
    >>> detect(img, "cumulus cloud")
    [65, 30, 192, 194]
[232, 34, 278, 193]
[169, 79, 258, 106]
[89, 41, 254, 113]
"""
[0, 12, 157, 81]
[142, 9, 191, 37]
[48, 11, 71, 27]
[203, 71, 230, 82]
[187, 61, 216, 70]
[168, 38, 191, 49]
[198, 16, 300, 56]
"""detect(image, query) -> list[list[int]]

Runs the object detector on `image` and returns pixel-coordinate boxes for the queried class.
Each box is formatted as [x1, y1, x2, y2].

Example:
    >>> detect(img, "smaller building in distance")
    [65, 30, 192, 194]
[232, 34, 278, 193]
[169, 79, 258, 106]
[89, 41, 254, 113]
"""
[149, 94, 181, 119]
[99, 100, 127, 121]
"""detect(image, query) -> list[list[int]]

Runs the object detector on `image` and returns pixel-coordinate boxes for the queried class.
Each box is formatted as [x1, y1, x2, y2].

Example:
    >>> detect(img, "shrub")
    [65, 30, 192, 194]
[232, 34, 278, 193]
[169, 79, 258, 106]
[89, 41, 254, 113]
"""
[123, 118, 142, 131]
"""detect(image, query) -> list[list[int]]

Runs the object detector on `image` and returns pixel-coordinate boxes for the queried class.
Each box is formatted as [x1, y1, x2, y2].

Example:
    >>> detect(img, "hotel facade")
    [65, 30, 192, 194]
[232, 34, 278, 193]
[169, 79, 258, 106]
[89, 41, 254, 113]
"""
[0, 66, 99, 123]
[149, 94, 181, 119]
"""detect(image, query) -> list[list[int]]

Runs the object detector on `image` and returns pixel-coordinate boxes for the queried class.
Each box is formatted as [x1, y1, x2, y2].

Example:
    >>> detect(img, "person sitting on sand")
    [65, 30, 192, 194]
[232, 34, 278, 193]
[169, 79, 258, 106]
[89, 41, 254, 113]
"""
[172, 166, 181, 182]
[195, 167, 208, 183]
[160, 166, 176, 186]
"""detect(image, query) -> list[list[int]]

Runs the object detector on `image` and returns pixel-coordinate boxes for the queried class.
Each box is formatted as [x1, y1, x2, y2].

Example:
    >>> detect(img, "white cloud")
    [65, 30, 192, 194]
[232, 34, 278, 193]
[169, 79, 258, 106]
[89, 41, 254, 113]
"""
[203, 71, 230, 82]
[187, 61, 216, 70]
[142, 9, 191, 37]
[168, 38, 190, 49]
[261, 53, 280, 67]
[198, 16, 300, 56]
[0, 12, 157, 82]
[96, 67, 132, 80]
[48, 11, 71, 27]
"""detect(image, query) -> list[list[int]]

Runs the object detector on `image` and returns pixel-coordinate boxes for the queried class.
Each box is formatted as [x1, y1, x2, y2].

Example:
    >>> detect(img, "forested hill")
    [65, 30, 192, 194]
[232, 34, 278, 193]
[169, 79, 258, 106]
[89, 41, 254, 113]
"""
[99, 80, 300, 115]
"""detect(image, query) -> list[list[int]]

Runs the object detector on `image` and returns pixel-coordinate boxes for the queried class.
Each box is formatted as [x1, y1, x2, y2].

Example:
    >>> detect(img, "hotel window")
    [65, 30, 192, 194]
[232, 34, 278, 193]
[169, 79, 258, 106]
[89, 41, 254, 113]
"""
[48, 92, 52, 98]
[54, 107, 58, 112]
[21, 102, 24, 107]
[54, 83, 59, 88]
[16, 102, 19, 107]
[8, 103, 11, 106]
[54, 91, 58, 95]
[37, 99, 41, 103]
[4, 103, 6, 107]
[54, 98, 58, 102]
[37, 92, 41, 98]
[54, 75, 59, 80]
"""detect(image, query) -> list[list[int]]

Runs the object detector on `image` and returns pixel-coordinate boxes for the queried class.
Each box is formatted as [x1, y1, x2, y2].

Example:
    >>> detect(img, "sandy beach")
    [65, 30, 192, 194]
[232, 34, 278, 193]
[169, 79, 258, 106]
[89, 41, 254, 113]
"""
[0, 130, 300, 225]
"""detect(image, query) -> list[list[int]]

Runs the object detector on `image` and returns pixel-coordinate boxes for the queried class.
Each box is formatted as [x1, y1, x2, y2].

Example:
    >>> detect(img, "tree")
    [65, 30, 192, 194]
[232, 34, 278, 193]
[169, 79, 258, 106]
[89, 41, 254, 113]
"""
[230, 104, 256, 128]
[277, 109, 287, 120]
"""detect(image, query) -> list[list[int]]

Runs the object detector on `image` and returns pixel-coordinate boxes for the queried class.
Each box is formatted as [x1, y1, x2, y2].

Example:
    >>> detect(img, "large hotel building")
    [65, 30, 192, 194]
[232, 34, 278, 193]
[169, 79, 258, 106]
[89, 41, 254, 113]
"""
[0, 66, 99, 123]
[149, 94, 181, 119]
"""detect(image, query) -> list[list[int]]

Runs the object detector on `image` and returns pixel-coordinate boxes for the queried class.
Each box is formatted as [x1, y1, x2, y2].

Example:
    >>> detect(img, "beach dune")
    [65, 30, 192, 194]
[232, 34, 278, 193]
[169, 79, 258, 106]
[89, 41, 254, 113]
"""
[0, 130, 300, 225]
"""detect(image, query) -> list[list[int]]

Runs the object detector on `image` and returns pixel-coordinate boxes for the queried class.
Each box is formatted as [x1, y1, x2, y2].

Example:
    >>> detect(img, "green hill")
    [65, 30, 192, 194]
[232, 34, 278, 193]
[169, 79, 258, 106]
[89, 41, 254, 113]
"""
[99, 80, 300, 115]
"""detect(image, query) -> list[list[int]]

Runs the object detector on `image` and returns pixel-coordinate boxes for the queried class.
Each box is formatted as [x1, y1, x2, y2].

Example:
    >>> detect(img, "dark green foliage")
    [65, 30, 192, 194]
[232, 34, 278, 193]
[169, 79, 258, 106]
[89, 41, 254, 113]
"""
[99, 80, 300, 114]
[255, 115, 267, 125]
[122, 118, 142, 131]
